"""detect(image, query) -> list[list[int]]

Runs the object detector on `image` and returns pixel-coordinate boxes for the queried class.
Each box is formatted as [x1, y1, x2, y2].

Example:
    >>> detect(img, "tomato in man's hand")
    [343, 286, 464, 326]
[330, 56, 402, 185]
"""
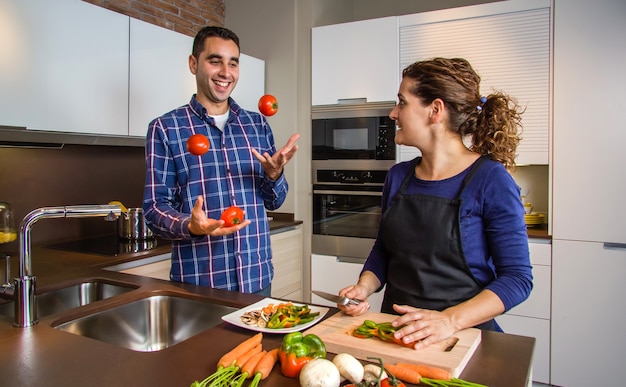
[220, 206, 245, 227]
[258, 94, 278, 116]
[187, 134, 210, 155]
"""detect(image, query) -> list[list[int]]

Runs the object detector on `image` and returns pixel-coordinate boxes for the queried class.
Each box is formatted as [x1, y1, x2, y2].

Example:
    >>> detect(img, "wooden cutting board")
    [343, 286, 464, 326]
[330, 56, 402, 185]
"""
[303, 311, 481, 378]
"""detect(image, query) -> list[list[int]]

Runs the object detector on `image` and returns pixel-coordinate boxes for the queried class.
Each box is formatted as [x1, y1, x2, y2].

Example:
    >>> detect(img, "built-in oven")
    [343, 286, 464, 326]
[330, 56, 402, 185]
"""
[312, 162, 389, 260]
[311, 102, 396, 260]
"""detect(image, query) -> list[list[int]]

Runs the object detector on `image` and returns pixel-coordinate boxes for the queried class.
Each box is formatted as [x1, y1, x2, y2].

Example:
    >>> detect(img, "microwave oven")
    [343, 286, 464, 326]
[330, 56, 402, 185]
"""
[312, 102, 396, 168]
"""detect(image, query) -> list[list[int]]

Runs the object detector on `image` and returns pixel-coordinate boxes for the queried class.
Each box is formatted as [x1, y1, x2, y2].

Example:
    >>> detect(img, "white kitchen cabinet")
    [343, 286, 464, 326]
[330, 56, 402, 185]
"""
[551, 2, 626, 385]
[552, 0, 626, 243]
[129, 19, 195, 137]
[120, 258, 171, 281]
[551, 240, 626, 387]
[0, 0, 129, 135]
[496, 239, 551, 384]
[230, 54, 265, 114]
[271, 226, 303, 301]
[127, 19, 266, 138]
[105, 253, 171, 281]
[505, 241, 551, 320]
[311, 17, 398, 106]
[129, 19, 264, 137]
[311, 254, 384, 312]
[0, 0, 265, 140]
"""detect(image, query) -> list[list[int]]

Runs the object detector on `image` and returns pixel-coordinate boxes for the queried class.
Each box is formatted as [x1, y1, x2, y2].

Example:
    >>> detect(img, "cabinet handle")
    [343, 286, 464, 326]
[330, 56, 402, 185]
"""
[336, 256, 367, 264]
[337, 98, 367, 104]
[603, 242, 626, 250]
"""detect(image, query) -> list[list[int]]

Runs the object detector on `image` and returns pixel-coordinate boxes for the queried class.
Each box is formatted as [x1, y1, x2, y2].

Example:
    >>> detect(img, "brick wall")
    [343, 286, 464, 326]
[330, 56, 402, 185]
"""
[83, 0, 225, 37]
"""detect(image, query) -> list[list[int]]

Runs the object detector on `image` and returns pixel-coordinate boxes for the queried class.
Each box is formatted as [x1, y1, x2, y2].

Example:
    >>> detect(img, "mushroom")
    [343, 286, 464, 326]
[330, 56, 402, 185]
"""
[363, 364, 388, 384]
[332, 353, 364, 384]
[299, 358, 341, 387]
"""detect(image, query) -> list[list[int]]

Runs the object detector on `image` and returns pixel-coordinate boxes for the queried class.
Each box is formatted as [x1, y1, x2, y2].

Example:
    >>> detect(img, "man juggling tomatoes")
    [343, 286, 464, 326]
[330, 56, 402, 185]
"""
[143, 26, 299, 296]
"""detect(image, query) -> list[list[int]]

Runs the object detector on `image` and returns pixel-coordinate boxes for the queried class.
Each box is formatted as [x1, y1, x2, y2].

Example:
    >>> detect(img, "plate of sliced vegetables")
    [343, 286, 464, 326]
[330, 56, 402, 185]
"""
[221, 297, 329, 333]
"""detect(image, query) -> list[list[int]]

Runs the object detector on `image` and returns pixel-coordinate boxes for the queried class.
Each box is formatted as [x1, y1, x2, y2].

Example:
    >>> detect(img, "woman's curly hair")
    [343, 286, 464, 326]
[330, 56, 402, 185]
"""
[402, 58, 523, 170]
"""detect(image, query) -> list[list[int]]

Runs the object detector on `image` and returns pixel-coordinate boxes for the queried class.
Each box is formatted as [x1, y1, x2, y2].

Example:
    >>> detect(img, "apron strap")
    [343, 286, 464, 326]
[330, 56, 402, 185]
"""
[454, 155, 489, 199]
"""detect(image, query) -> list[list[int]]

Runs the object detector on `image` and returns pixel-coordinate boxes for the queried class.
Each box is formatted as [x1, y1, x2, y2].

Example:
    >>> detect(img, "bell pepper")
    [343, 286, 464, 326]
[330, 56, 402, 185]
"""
[266, 304, 320, 329]
[277, 332, 326, 378]
[353, 320, 414, 348]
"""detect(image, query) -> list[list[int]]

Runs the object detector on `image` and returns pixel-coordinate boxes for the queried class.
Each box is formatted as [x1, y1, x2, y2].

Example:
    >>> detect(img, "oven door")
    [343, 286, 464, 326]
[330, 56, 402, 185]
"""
[312, 184, 382, 259]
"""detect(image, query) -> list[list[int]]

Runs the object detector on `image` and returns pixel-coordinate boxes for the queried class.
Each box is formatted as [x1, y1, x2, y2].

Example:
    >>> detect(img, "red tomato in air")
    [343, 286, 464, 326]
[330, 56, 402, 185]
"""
[187, 134, 210, 155]
[220, 206, 245, 227]
[258, 94, 278, 116]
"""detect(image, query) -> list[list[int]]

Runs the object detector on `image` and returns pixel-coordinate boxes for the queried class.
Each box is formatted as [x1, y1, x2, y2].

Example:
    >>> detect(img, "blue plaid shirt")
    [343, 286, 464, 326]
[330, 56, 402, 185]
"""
[142, 95, 288, 292]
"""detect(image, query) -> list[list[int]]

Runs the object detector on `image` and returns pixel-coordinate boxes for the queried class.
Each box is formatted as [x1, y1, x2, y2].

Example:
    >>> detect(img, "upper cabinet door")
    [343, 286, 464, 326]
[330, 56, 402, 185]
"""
[230, 53, 265, 113]
[129, 19, 195, 137]
[0, 0, 129, 135]
[312, 17, 398, 106]
[129, 19, 265, 137]
[552, 0, 626, 243]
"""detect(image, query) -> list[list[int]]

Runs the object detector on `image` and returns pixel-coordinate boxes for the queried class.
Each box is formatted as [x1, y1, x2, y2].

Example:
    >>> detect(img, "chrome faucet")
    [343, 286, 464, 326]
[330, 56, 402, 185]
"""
[13, 205, 121, 327]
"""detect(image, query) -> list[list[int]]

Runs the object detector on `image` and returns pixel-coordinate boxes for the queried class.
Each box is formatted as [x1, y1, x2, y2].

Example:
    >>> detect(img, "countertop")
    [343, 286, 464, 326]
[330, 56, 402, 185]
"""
[526, 224, 550, 240]
[0, 216, 534, 387]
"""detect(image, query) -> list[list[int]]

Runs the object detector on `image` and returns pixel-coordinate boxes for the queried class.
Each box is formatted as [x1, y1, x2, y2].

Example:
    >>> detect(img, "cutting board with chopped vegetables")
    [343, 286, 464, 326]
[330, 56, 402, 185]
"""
[303, 311, 481, 378]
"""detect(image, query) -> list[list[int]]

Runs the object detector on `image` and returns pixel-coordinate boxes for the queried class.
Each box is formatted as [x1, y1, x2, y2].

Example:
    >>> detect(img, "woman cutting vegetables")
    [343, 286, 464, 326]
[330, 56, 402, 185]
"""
[338, 57, 533, 350]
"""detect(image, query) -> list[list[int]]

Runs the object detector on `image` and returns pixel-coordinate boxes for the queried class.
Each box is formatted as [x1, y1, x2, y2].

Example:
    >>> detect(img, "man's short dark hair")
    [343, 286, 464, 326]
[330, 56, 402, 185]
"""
[192, 26, 240, 58]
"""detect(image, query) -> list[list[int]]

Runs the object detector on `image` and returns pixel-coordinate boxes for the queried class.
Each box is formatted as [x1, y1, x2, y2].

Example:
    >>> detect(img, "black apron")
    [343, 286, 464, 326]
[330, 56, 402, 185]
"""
[380, 156, 496, 331]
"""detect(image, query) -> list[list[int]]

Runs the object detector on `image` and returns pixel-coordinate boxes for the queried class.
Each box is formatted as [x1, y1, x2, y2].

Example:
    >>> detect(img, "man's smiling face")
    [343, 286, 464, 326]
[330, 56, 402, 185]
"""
[190, 36, 240, 114]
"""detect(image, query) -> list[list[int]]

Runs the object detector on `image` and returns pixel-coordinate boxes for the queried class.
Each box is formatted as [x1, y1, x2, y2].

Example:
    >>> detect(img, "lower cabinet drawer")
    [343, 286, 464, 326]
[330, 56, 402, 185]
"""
[506, 263, 551, 319]
[271, 227, 303, 300]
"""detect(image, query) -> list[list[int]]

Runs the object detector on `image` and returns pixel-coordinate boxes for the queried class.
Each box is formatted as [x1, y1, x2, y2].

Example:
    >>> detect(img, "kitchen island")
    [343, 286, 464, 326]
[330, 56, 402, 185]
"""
[0, 244, 534, 387]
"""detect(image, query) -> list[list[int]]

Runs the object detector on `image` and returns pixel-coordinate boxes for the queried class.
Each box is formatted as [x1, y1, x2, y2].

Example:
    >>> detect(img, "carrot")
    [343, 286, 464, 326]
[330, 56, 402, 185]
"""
[254, 348, 279, 380]
[395, 362, 451, 381]
[241, 350, 267, 379]
[248, 348, 279, 387]
[233, 343, 263, 368]
[384, 363, 422, 384]
[228, 350, 267, 387]
[217, 332, 263, 368]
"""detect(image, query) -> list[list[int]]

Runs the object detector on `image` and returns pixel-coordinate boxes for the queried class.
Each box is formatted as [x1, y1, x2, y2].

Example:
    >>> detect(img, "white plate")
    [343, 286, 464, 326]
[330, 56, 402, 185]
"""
[221, 297, 329, 334]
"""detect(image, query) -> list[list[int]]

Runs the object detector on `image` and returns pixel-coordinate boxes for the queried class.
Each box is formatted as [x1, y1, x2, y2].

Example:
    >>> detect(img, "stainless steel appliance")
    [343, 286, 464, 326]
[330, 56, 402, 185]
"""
[312, 102, 396, 170]
[311, 102, 395, 260]
[117, 208, 154, 240]
[312, 164, 387, 260]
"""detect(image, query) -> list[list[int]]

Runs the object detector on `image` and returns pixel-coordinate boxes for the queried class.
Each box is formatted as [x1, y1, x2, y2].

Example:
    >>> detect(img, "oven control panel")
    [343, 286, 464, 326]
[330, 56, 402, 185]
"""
[315, 169, 387, 185]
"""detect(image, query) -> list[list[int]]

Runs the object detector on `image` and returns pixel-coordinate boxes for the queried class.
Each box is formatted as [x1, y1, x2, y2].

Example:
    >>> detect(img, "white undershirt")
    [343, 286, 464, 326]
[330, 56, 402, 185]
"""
[210, 112, 229, 131]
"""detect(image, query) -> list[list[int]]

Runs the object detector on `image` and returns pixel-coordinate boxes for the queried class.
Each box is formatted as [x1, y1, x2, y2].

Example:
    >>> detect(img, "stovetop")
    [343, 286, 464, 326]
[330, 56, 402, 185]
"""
[45, 235, 160, 257]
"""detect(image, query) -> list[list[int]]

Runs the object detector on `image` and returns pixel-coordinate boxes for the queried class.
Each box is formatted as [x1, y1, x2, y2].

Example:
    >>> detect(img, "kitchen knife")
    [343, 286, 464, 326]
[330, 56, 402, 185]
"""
[312, 290, 362, 306]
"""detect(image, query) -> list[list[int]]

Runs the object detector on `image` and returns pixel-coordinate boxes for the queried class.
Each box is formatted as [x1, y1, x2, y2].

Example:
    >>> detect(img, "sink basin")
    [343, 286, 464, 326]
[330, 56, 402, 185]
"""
[53, 294, 238, 352]
[0, 279, 138, 319]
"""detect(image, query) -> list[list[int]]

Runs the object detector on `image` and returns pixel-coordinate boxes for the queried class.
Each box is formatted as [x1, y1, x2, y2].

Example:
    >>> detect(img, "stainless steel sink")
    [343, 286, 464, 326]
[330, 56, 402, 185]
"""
[0, 279, 137, 319]
[53, 294, 238, 352]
